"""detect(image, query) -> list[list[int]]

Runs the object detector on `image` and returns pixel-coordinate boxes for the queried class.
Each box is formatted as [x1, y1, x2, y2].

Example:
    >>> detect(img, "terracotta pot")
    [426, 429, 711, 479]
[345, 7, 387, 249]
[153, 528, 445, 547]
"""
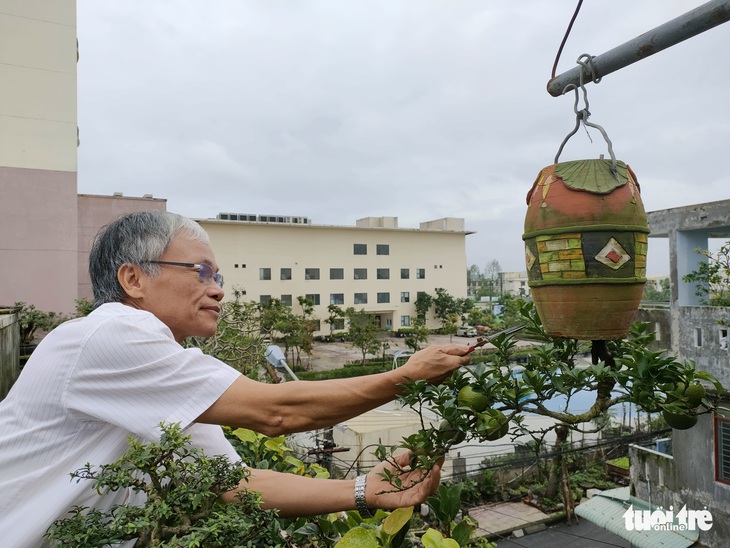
[522, 159, 649, 340]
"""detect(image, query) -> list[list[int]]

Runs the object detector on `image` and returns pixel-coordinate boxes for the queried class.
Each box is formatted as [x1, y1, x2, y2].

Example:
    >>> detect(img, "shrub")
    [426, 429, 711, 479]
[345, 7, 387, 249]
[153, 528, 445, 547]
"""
[15, 301, 63, 344]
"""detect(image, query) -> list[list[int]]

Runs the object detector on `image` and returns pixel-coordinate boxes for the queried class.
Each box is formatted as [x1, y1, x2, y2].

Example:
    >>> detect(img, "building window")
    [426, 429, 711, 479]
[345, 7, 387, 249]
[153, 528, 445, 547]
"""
[330, 268, 344, 280]
[305, 294, 321, 306]
[401, 291, 410, 303]
[259, 268, 271, 281]
[377, 268, 390, 280]
[376, 244, 389, 255]
[377, 292, 390, 304]
[695, 327, 703, 347]
[354, 268, 367, 280]
[305, 268, 320, 280]
[259, 295, 271, 306]
[281, 294, 292, 307]
[354, 293, 368, 304]
[721, 328, 728, 350]
[332, 318, 345, 330]
[330, 293, 344, 305]
[313, 320, 321, 331]
[417, 268, 426, 279]
[354, 243, 367, 255]
[234, 264, 239, 268]
[401, 268, 410, 279]
[280, 268, 292, 280]
[716, 414, 730, 484]
[401, 315, 411, 327]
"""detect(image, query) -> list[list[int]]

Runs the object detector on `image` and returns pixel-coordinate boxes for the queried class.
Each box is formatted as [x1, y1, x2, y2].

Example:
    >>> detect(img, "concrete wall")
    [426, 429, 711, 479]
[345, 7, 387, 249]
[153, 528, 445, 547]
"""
[630, 200, 730, 548]
[634, 307, 673, 353]
[0, 310, 20, 400]
[0, 167, 78, 315]
[678, 306, 730, 389]
[631, 415, 730, 548]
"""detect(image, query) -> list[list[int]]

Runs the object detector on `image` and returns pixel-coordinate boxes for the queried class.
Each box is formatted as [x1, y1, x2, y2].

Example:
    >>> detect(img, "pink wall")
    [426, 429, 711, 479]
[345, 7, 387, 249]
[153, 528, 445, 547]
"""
[0, 166, 78, 315]
[77, 194, 166, 302]
[0, 180, 166, 317]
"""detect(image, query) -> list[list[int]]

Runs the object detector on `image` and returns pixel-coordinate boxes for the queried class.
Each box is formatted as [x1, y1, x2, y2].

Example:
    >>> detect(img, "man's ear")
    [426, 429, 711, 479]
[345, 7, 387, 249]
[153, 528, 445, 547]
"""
[117, 263, 146, 300]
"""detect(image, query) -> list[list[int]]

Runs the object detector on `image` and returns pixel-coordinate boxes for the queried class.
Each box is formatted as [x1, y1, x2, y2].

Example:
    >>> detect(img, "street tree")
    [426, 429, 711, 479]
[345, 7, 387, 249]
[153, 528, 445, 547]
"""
[324, 303, 345, 339]
[403, 320, 431, 352]
[482, 259, 502, 300]
[414, 291, 433, 323]
[344, 307, 383, 365]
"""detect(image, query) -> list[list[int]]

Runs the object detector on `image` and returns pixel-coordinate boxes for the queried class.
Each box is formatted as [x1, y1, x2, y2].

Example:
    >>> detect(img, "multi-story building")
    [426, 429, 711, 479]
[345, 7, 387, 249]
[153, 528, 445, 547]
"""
[0, 1, 78, 313]
[499, 271, 530, 298]
[198, 214, 473, 334]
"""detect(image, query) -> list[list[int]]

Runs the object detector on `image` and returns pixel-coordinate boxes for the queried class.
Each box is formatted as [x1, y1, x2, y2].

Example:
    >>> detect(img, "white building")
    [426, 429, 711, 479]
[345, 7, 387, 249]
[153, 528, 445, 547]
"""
[499, 271, 530, 298]
[197, 215, 473, 335]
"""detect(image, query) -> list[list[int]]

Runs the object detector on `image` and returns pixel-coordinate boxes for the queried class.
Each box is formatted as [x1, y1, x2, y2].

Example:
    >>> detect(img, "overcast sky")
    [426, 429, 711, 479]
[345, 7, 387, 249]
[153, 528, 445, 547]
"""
[76, 1, 730, 275]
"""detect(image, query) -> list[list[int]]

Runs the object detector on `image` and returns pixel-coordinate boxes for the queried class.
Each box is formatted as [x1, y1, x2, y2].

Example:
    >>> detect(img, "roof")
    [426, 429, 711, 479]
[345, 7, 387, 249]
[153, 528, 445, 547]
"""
[337, 406, 424, 435]
[575, 487, 698, 548]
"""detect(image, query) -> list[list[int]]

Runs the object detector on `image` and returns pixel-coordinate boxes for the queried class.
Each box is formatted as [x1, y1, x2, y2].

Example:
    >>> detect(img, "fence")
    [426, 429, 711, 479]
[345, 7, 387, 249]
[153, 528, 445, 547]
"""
[0, 307, 20, 400]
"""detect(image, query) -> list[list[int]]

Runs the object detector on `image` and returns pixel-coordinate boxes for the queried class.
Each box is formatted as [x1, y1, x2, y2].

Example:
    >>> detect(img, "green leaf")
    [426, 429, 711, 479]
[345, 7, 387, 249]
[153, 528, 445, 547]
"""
[422, 528, 460, 548]
[230, 428, 259, 444]
[334, 526, 379, 548]
[450, 520, 474, 546]
[382, 506, 413, 536]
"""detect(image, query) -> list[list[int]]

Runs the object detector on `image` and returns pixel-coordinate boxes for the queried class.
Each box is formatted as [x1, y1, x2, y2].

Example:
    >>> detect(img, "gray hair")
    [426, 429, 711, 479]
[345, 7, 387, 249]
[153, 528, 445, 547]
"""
[89, 211, 210, 307]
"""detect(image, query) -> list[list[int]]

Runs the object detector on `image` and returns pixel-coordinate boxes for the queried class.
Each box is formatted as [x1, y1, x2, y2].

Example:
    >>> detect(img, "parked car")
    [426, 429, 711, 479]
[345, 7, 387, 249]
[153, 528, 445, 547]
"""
[456, 325, 478, 337]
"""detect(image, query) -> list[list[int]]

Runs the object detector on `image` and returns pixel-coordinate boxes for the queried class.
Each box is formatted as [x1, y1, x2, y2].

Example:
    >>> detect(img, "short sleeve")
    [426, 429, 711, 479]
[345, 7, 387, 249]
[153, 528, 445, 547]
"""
[65, 311, 241, 441]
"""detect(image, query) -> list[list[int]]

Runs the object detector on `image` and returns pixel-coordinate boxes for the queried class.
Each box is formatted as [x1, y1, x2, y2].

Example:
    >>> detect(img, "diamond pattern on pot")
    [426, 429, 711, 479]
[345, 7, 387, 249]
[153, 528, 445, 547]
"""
[595, 238, 630, 270]
[525, 244, 536, 270]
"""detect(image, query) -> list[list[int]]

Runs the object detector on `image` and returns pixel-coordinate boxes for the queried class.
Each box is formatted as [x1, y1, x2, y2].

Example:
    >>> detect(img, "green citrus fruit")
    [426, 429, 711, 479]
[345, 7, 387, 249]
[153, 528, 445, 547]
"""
[662, 409, 698, 430]
[458, 386, 491, 412]
[439, 420, 467, 445]
[684, 383, 706, 408]
[476, 409, 510, 441]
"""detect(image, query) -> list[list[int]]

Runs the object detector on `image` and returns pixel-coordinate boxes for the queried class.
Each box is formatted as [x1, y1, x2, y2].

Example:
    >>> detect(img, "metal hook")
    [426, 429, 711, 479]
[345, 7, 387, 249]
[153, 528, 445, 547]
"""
[554, 54, 617, 178]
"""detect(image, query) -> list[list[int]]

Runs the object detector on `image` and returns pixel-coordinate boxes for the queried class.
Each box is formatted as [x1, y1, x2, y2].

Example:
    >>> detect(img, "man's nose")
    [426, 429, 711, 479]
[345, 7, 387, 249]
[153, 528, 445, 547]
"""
[208, 285, 224, 301]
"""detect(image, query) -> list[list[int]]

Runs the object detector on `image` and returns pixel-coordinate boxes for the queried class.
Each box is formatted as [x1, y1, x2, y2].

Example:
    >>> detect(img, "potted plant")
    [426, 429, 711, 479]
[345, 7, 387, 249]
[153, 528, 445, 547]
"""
[15, 302, 62, 356]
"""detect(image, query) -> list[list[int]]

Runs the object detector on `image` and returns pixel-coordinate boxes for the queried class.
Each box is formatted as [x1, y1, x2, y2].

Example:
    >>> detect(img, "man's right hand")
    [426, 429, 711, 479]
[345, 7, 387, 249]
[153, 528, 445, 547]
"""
[396, 344, 471, 386]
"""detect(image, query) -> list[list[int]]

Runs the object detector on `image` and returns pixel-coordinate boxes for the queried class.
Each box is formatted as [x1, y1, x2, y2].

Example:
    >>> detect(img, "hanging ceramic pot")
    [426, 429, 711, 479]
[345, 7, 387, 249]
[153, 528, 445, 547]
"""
[522, 159, 649, 340]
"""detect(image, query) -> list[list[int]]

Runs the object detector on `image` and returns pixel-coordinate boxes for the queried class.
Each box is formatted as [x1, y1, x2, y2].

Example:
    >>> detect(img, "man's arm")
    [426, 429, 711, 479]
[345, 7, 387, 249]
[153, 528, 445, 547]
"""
[221, 452, 442, 517]
[196, 344, 471, 436]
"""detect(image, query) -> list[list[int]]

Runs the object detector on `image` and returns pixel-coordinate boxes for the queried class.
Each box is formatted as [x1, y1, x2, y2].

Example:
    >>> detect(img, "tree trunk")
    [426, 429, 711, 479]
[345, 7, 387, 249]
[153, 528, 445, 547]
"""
[545, 424, 569, 500]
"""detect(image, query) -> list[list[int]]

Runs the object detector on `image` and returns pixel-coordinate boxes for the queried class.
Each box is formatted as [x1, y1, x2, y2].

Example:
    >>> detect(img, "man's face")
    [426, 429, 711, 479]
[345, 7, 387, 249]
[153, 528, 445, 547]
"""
[134, 234, 224, 342]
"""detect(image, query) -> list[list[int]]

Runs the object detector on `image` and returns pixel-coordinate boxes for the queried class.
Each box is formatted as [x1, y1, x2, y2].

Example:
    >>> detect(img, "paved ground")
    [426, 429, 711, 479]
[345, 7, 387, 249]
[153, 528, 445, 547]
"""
[308, 333, 534, 371]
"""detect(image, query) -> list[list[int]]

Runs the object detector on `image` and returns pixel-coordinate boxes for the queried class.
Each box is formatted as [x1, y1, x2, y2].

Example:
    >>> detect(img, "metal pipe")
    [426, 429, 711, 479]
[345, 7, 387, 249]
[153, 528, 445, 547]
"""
[547, 0, 730, 96]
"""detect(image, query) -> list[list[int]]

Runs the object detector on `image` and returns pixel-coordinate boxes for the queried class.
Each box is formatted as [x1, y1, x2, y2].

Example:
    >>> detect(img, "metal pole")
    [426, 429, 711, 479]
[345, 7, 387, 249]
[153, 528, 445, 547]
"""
[547, 0, 730, 97]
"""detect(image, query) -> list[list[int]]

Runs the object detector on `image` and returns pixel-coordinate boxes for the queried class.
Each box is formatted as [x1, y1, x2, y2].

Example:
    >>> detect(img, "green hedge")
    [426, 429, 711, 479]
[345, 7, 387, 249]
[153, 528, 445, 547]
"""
[296, 364, 387, 381]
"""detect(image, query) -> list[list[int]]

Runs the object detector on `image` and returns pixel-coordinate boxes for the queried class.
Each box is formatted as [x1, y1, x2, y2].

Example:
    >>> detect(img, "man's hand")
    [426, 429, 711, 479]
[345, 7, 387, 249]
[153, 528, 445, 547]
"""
[366, 450, 443, 511]
[396, 344, 472, 385]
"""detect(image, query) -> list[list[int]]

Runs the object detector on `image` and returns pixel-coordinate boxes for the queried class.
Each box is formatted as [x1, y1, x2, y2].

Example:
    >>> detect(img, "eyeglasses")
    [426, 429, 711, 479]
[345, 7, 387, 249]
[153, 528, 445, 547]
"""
[145, 261, 224, 288]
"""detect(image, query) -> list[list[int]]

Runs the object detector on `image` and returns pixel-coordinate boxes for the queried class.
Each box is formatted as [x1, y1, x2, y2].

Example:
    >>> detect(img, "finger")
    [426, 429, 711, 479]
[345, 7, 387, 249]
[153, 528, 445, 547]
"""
[439, 345, 474, 356]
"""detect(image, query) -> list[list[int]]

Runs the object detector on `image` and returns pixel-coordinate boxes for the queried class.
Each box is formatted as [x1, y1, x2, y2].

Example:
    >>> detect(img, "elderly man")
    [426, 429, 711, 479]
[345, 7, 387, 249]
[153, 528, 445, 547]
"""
[0, 211, 471, 546]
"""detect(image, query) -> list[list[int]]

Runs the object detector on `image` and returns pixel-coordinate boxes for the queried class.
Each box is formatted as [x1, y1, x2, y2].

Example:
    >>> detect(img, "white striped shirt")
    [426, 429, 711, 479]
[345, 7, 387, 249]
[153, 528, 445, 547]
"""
[0, 303, 242, 547]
